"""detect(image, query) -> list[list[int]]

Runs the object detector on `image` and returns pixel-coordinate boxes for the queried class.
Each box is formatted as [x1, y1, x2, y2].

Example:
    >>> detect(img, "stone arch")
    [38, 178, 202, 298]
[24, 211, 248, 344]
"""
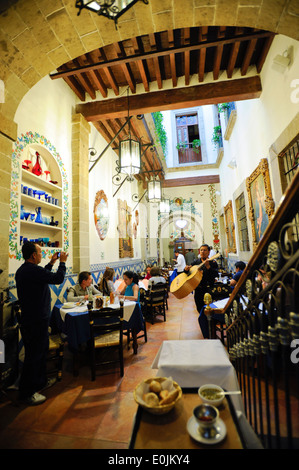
[0, 0, 298, 122]
[158, 212, 204, 262]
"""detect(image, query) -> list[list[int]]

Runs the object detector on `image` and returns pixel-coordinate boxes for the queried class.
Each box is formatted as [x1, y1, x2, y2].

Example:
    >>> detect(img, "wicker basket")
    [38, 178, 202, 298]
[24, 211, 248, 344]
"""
[134, 377, 182, 415]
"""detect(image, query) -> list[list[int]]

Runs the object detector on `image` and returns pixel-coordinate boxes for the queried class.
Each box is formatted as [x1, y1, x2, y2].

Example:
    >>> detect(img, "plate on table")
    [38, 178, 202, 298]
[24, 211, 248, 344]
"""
[187, 416, 227, 445]
[63, 302, 76, 309]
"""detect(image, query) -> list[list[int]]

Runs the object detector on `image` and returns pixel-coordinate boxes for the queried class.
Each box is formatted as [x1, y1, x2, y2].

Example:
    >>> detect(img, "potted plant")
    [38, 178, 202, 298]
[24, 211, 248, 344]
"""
[192, 139, 201, 153]
[211, 126, 222, 148]
[218, 103, 230, 113]
[176, 141, 188, 151]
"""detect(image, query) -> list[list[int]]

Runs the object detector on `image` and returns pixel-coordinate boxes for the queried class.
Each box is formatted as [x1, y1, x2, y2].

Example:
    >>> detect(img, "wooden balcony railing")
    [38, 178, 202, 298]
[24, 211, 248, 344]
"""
[215, 168, 299, 449]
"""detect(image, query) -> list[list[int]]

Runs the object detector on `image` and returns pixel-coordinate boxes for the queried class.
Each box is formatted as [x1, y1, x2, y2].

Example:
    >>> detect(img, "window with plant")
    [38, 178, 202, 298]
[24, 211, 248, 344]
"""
[175, 113, 201, 151]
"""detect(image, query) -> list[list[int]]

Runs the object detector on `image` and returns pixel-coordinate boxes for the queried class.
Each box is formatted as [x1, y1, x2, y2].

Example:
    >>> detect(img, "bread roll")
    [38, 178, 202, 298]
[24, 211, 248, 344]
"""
[144, 392, 159, 406]
[149, 380, 162, 394]
[159, 390, 169, 401]
[159, 388, 179, 405]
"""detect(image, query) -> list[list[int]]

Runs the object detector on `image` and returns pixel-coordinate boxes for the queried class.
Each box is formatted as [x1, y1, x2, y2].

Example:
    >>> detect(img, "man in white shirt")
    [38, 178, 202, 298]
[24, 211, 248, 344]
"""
[209, 246, 216, 257]
[173, 250, 186, 274]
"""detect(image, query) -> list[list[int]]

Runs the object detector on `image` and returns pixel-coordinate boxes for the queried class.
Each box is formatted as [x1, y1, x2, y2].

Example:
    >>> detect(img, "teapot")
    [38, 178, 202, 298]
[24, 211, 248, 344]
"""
[35, 206, 43, 224]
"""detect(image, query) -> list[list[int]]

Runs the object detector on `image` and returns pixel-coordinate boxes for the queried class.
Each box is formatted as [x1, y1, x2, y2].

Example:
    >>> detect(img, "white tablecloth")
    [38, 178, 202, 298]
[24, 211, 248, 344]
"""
[152, 339, 243, 411]
[60, 300, 136, 323]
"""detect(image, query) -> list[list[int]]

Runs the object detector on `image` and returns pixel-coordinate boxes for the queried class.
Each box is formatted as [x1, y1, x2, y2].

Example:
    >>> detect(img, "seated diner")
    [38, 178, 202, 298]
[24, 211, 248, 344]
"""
[144, 265, 152, 280]
[148, 266, 166, 288]
[119, 271, 140, 301]
[98, 267, 116, 295]
[67, 271, 101, 302]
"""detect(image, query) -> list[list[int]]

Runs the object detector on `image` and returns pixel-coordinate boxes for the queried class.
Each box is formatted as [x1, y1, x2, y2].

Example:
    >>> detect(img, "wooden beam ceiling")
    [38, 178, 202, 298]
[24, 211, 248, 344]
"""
[76, 76, 262, 121]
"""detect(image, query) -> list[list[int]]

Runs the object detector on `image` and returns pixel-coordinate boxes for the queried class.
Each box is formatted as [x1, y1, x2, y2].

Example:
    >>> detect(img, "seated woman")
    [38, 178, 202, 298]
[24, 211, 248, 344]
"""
[67, 271, 101, 302]
[119, 271, 140, 301]
[98, 267, 116, 296]
[144, 266, 152, 280]
[148, 266, 166, 288]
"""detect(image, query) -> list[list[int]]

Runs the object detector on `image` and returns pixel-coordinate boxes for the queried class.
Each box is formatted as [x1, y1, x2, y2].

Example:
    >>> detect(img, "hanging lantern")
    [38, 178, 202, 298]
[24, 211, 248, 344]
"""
[119, 137, 141, 176]
[159, 197, 170, 213]
[148, 177, 161, 202]
[75, 1, 149, 28]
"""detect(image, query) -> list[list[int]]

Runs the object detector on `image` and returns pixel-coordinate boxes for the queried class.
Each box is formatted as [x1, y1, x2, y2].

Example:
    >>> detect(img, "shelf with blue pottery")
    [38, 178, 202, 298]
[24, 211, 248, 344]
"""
[20, 219, 62, 232]
[21, 168, 63, 246]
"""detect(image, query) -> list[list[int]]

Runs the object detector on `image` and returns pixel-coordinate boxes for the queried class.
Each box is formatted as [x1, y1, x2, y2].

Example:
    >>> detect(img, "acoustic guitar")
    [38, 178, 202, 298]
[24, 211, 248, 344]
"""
[170, 253, 221, 299]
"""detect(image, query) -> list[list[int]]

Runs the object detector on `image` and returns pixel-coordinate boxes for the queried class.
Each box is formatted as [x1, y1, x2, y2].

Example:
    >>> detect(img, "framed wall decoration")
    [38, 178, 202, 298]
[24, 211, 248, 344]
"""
[117, 199, 134, 258]
[246, 158, 275, 249]
[224, 200, 237, 253]
[94, 190, 109, 240]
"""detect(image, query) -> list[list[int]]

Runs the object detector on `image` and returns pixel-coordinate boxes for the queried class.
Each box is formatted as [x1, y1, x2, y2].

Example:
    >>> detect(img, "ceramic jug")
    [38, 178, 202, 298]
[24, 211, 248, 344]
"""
[20, 205, 25, 220]
[35, 206, 43, 223]
[32, 151, 42, 176]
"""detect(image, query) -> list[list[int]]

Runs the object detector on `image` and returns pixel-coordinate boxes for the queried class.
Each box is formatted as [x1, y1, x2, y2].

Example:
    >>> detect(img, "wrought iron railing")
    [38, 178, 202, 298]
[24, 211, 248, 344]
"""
[222, 168, 299, 449]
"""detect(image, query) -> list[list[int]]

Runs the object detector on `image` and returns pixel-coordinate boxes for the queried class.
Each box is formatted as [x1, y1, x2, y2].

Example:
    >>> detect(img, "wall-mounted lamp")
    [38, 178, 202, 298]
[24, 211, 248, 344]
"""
[272, 48, 292, 73]
[228, 159, 237, 169]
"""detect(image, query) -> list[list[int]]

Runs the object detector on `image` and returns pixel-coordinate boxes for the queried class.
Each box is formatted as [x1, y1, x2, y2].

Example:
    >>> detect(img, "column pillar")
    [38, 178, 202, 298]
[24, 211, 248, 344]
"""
[71, 113, 90, 274]
[0, 113, 17, 289]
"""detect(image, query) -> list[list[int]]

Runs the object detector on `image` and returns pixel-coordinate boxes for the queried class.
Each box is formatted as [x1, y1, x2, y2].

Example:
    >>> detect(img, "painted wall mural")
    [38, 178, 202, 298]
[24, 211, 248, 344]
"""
[9, 131, 69, 261]
[93, 190, 109, 240]
[117, 199, 133, 258]
[208, 184, 220, 250]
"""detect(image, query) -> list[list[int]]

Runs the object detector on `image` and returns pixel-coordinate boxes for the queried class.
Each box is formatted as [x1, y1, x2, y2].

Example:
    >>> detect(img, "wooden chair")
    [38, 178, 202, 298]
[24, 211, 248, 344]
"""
[88, 304, 124, 380]
[14, 302, 65, 381]
[145, 282, 168, 324]
[124, 289, 147, 350]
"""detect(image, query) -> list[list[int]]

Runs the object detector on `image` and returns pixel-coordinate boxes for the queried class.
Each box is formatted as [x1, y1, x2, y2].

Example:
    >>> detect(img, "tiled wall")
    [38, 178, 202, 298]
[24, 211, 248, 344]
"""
[8, 258, 157, 310]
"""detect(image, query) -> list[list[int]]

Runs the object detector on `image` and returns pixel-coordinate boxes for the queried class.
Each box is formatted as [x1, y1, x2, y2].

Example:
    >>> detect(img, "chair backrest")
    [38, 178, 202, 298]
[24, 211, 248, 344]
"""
[148, 282, 167, 306]
[88, 305, 124, 342]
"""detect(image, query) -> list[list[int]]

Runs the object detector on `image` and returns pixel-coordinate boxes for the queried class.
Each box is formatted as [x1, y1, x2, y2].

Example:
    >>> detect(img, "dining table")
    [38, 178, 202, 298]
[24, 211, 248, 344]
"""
[129, 387, 245, 449]
[51, 299, 145, 374]
[151, 339, 244, 412]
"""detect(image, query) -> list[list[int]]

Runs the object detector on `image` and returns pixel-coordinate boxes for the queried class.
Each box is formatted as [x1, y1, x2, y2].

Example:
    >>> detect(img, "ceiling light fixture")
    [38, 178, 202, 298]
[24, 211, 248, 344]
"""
[159, 197, 170, 214]
[147, 176, 162, 203]
[118, 88, 141, 178]
[75, 0, 148, 28]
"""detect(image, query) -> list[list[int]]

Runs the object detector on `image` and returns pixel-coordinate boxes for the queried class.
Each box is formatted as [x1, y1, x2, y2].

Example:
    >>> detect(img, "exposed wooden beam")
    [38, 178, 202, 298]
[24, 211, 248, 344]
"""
[149, 33, 162, 89]
[241, 38, 257, 76]
[256, 35, 275, 73]
[163, 175, 220, 187]
[114, 42, 136, 94]
[132, 37, 149, 92]
[76, 76, 262, 121]
[51, 31, 275, 80]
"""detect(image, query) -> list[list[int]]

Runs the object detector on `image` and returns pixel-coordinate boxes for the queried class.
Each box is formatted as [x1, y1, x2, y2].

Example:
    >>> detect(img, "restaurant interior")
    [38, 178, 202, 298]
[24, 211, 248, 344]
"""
[0, 0, 298, 450]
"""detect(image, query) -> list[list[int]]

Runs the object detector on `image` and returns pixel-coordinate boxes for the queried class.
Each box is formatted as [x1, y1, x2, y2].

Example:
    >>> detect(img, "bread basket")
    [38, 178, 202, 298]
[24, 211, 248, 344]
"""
[134, 377, 182, 415]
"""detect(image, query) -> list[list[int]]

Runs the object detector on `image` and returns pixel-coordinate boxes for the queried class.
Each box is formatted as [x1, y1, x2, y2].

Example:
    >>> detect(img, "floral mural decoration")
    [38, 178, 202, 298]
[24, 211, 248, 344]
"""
[9, 131, 69, 260]
[208, 184, 220, 250]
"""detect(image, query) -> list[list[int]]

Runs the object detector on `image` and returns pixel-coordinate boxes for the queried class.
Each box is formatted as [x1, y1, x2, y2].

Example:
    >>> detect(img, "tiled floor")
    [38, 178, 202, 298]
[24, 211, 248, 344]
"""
[0, 293, 204, 449]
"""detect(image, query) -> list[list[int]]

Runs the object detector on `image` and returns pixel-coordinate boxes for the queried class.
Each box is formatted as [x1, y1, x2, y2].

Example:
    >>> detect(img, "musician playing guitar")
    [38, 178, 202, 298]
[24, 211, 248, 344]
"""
[184, 244, 218, 337]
